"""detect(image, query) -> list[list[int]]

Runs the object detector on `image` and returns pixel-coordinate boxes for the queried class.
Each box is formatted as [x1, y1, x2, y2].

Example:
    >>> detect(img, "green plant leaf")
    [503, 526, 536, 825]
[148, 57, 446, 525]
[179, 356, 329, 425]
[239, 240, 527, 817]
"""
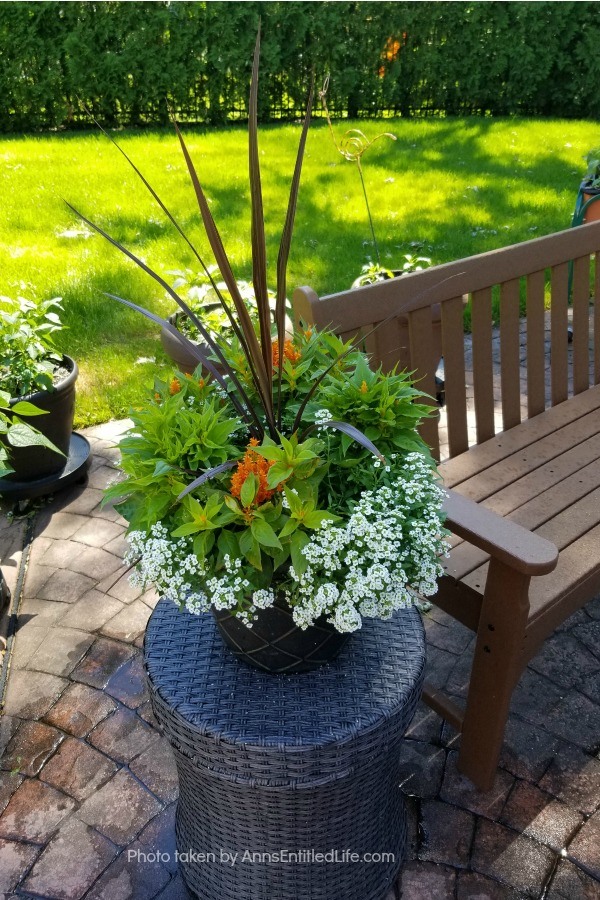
[240, 471, 258, 508]
[10, 400, 49, 417]
[290, 530, 309, 575]
[6, 423, 64, 455]
[251, 517, 282, 550]
[303, 510, 340, 529]
[239, 528, 262, 569]
[278, 517, 299, 538]
[266, 462, 293, 489]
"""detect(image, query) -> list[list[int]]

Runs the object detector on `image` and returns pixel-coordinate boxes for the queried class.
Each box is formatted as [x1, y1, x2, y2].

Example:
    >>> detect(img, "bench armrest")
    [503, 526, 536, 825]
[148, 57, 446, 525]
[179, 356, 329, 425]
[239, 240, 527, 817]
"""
[443, 489, 559, 577]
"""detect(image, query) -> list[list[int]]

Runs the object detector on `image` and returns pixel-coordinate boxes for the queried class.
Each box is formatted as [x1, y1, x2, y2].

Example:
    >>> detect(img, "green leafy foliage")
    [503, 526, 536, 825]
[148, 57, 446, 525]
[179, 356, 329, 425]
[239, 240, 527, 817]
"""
[584, 148, 600, 189]
[94, 31, 447, 633]
[104, 372, 241, 532]
[0, 296, 65, 398]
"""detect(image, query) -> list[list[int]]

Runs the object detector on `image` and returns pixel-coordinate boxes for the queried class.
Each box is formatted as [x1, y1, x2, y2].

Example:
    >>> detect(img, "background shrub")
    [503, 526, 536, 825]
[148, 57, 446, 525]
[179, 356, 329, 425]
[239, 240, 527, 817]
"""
[2, 1, 600, 132]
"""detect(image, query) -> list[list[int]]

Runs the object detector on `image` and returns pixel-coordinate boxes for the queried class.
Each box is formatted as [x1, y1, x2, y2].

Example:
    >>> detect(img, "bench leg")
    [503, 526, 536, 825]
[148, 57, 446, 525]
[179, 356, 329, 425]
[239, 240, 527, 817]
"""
[457, 560, 531, 791]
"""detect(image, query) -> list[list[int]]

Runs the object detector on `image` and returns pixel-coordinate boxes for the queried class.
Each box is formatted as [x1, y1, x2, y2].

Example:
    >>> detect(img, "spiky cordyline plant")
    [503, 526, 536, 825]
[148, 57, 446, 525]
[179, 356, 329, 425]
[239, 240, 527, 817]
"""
[69, 31, 385, 463]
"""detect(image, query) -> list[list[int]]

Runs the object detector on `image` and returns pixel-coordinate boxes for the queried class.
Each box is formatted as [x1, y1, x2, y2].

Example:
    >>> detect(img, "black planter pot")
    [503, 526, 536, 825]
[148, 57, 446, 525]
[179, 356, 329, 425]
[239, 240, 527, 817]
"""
[0, 568, 10, 613]
[212, 597, 351, 674]
[7, 356, 78, 481]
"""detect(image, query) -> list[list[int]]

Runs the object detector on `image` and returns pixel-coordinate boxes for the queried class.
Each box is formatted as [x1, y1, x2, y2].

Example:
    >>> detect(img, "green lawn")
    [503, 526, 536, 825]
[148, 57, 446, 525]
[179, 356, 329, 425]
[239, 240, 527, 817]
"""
[1, 118, 598, 426]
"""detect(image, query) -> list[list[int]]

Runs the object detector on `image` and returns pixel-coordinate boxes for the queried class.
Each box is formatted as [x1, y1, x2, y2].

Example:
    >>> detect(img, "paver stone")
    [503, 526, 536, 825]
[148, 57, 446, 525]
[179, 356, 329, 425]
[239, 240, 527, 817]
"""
[0, 778, 76, 843]
[500, 781, 583, 852]
[129, 737, 179, 802]
[0, 838, 41, 892]
[420, 800, 475, 868]
[1, 720, 64, 776]
[89, 706, 160, 763]
[77, 767, 162, 845]
[39, 737, 119, 801]
[2, 670, 68, 718]
[43, 681, 116, 736]
[21, 816, 118, 900]
[70, 636, 134, 688]
[471, 819, 556, 897]
[397, 861, 457, 900]
[26, 626, 94, 677]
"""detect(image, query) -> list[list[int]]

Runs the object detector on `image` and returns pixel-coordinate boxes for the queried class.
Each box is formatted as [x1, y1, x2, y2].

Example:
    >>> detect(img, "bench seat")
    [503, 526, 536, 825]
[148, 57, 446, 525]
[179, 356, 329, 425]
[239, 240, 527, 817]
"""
[294, 221, 600, 789]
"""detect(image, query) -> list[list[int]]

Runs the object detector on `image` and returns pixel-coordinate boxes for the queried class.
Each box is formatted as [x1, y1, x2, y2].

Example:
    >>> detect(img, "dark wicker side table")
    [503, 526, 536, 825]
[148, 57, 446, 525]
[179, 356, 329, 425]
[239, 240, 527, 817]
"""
[144, 598, 425, 900]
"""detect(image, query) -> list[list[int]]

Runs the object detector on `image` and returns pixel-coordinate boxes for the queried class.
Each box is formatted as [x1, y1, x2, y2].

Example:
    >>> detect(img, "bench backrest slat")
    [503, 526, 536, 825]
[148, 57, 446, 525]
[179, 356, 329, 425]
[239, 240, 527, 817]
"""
[526, 271, 547, 418]
[572, 255, 591, 395]
[500, 278, 522, 431]
[550, 261, 570, 406]
[293, 222, 600, 461]
[471, 287, 495, 445]
[407, 307, 440, 458]
[442, 296, 469, 457]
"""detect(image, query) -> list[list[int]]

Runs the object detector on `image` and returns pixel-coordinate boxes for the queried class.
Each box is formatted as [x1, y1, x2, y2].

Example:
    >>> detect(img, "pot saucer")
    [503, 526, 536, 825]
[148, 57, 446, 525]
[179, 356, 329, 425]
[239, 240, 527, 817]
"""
[0, 433, 92, 501]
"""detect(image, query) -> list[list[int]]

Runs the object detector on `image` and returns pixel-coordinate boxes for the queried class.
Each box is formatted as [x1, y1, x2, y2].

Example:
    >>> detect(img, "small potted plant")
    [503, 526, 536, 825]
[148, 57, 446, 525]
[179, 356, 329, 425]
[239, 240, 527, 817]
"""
[0, 295, 77, 481]
[351, 252, 433, 288]
[578, 147, 600, 223]
[73, 33, 448, 674]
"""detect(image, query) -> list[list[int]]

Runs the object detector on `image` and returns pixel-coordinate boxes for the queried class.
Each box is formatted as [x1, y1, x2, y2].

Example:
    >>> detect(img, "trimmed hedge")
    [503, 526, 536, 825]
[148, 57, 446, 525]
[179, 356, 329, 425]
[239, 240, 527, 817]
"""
[2, 1, 600, 132]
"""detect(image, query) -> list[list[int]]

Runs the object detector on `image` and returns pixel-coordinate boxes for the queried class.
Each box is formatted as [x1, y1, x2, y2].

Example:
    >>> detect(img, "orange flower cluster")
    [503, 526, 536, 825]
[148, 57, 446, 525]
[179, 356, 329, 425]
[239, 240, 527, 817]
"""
[230, 439, 276, 507]
[272, 339, 301, 368]
[169, 377, 182, 395]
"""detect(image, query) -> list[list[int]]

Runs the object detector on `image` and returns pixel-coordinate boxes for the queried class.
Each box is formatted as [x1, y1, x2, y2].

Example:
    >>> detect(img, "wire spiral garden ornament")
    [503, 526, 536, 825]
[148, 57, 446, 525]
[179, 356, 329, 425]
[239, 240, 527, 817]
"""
[319, 75, 396, 269]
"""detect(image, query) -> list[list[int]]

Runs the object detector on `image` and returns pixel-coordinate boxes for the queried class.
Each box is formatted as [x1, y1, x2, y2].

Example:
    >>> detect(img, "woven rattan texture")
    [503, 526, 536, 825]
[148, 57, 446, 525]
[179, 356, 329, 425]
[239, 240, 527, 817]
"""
[174, 746, 407, 900]
[145, 599, 425, 784]
[144, 600, 425, 900]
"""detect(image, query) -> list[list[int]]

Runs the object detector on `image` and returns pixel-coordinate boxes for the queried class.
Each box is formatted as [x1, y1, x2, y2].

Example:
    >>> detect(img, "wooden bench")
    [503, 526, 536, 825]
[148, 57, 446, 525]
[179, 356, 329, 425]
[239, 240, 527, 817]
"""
[293, 221, 600, 791]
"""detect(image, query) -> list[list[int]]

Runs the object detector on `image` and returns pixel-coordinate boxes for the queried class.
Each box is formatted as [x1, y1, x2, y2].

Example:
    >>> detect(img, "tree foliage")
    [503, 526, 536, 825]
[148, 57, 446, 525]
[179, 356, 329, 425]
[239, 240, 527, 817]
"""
[1, 1, 600, 132]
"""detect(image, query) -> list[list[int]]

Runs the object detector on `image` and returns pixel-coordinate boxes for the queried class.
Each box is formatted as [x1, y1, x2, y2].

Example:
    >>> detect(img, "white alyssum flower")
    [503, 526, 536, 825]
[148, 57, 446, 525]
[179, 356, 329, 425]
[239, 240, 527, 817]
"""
[287, 452, 449, 633]
[124, 453, 448, 635]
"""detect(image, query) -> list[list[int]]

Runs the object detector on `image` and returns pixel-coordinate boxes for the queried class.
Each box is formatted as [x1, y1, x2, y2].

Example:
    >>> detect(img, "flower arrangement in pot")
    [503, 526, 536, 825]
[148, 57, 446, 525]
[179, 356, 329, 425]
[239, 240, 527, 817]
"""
[0, 296, 74, 482]
[74, 32, 448, 674]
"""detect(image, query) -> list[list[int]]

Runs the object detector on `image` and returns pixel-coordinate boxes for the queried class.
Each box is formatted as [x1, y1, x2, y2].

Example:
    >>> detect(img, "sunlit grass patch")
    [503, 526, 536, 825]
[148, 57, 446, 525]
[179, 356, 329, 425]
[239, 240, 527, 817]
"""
[1, 117, 597, 425]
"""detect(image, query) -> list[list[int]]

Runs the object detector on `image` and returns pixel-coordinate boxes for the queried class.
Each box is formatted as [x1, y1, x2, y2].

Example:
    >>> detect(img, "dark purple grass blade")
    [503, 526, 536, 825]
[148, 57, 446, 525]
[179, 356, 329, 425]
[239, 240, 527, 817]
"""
[79, 103, 250, 360]
[248, 27, 272, 384]
[65, 200, 263, 434]
[275, 76, 315, 425]
[171, 120, 274, 426]
[177, 460, 238, 501]
[302, 420, 385, 461]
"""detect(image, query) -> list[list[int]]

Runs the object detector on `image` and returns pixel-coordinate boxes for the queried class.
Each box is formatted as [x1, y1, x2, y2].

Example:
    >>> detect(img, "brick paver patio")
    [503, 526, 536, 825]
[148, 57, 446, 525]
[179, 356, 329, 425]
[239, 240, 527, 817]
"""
[1, 315, 600, 899]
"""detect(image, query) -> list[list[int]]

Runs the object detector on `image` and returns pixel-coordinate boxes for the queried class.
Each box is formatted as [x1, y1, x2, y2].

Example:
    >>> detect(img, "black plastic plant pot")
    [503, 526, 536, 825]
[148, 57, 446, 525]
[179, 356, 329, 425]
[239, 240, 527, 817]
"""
[581, 179, 600, 195]
[212, 597, 351, 674]
[7, 355, 78, 481]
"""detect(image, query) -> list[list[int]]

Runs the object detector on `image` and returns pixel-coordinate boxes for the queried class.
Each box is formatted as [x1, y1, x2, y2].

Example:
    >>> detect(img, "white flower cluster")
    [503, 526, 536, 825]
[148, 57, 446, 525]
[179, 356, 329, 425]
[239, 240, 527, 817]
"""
[125, 524, 210, 616]
[126, 531, 278, 624]
[313, 408, 333, 428]
[286, 452, 449, 633]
